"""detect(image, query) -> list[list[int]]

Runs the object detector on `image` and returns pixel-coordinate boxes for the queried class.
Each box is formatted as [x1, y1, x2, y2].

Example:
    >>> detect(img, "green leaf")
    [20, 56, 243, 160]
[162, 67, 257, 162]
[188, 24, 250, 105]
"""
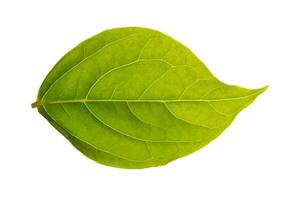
[32, 27, 267, 169]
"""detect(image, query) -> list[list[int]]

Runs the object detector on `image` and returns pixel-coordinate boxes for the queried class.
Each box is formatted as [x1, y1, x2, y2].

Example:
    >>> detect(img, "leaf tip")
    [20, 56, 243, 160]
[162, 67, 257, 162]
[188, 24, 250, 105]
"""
[250, 85, 268, 99]
[257, 85, 269, 95]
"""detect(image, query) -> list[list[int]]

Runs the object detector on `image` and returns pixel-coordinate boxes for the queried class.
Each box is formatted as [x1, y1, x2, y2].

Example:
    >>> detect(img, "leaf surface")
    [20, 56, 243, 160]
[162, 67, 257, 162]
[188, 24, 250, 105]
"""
[33, 27, 267, 169]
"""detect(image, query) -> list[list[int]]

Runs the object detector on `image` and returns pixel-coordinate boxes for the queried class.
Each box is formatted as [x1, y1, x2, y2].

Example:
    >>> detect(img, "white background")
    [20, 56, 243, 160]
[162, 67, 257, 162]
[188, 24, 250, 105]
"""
[0, 0, 299, 199]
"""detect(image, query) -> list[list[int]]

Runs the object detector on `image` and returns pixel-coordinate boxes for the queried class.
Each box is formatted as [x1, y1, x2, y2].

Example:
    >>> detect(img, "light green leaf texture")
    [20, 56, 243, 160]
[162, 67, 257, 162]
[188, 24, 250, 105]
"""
[32, 27, 267, 169]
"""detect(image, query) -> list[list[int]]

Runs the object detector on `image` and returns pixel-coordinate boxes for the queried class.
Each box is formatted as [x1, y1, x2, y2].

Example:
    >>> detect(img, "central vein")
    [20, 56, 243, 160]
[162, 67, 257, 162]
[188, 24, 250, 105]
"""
[31, 90, 261, 108]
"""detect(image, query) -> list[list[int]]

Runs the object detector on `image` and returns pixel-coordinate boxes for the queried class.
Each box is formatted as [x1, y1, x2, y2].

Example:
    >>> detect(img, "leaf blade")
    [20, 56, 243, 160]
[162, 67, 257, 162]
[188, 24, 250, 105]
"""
[33, 27, 267, 168]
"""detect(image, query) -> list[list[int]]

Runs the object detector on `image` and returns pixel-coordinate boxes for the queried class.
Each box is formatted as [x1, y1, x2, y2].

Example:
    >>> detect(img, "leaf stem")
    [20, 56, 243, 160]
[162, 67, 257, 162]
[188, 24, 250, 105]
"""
[31, 101, 43, 108]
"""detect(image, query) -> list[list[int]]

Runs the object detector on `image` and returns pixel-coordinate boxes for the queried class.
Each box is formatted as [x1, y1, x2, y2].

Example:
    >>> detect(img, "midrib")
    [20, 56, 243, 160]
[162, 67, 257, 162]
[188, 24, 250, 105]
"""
[31, 90, 262, 108]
